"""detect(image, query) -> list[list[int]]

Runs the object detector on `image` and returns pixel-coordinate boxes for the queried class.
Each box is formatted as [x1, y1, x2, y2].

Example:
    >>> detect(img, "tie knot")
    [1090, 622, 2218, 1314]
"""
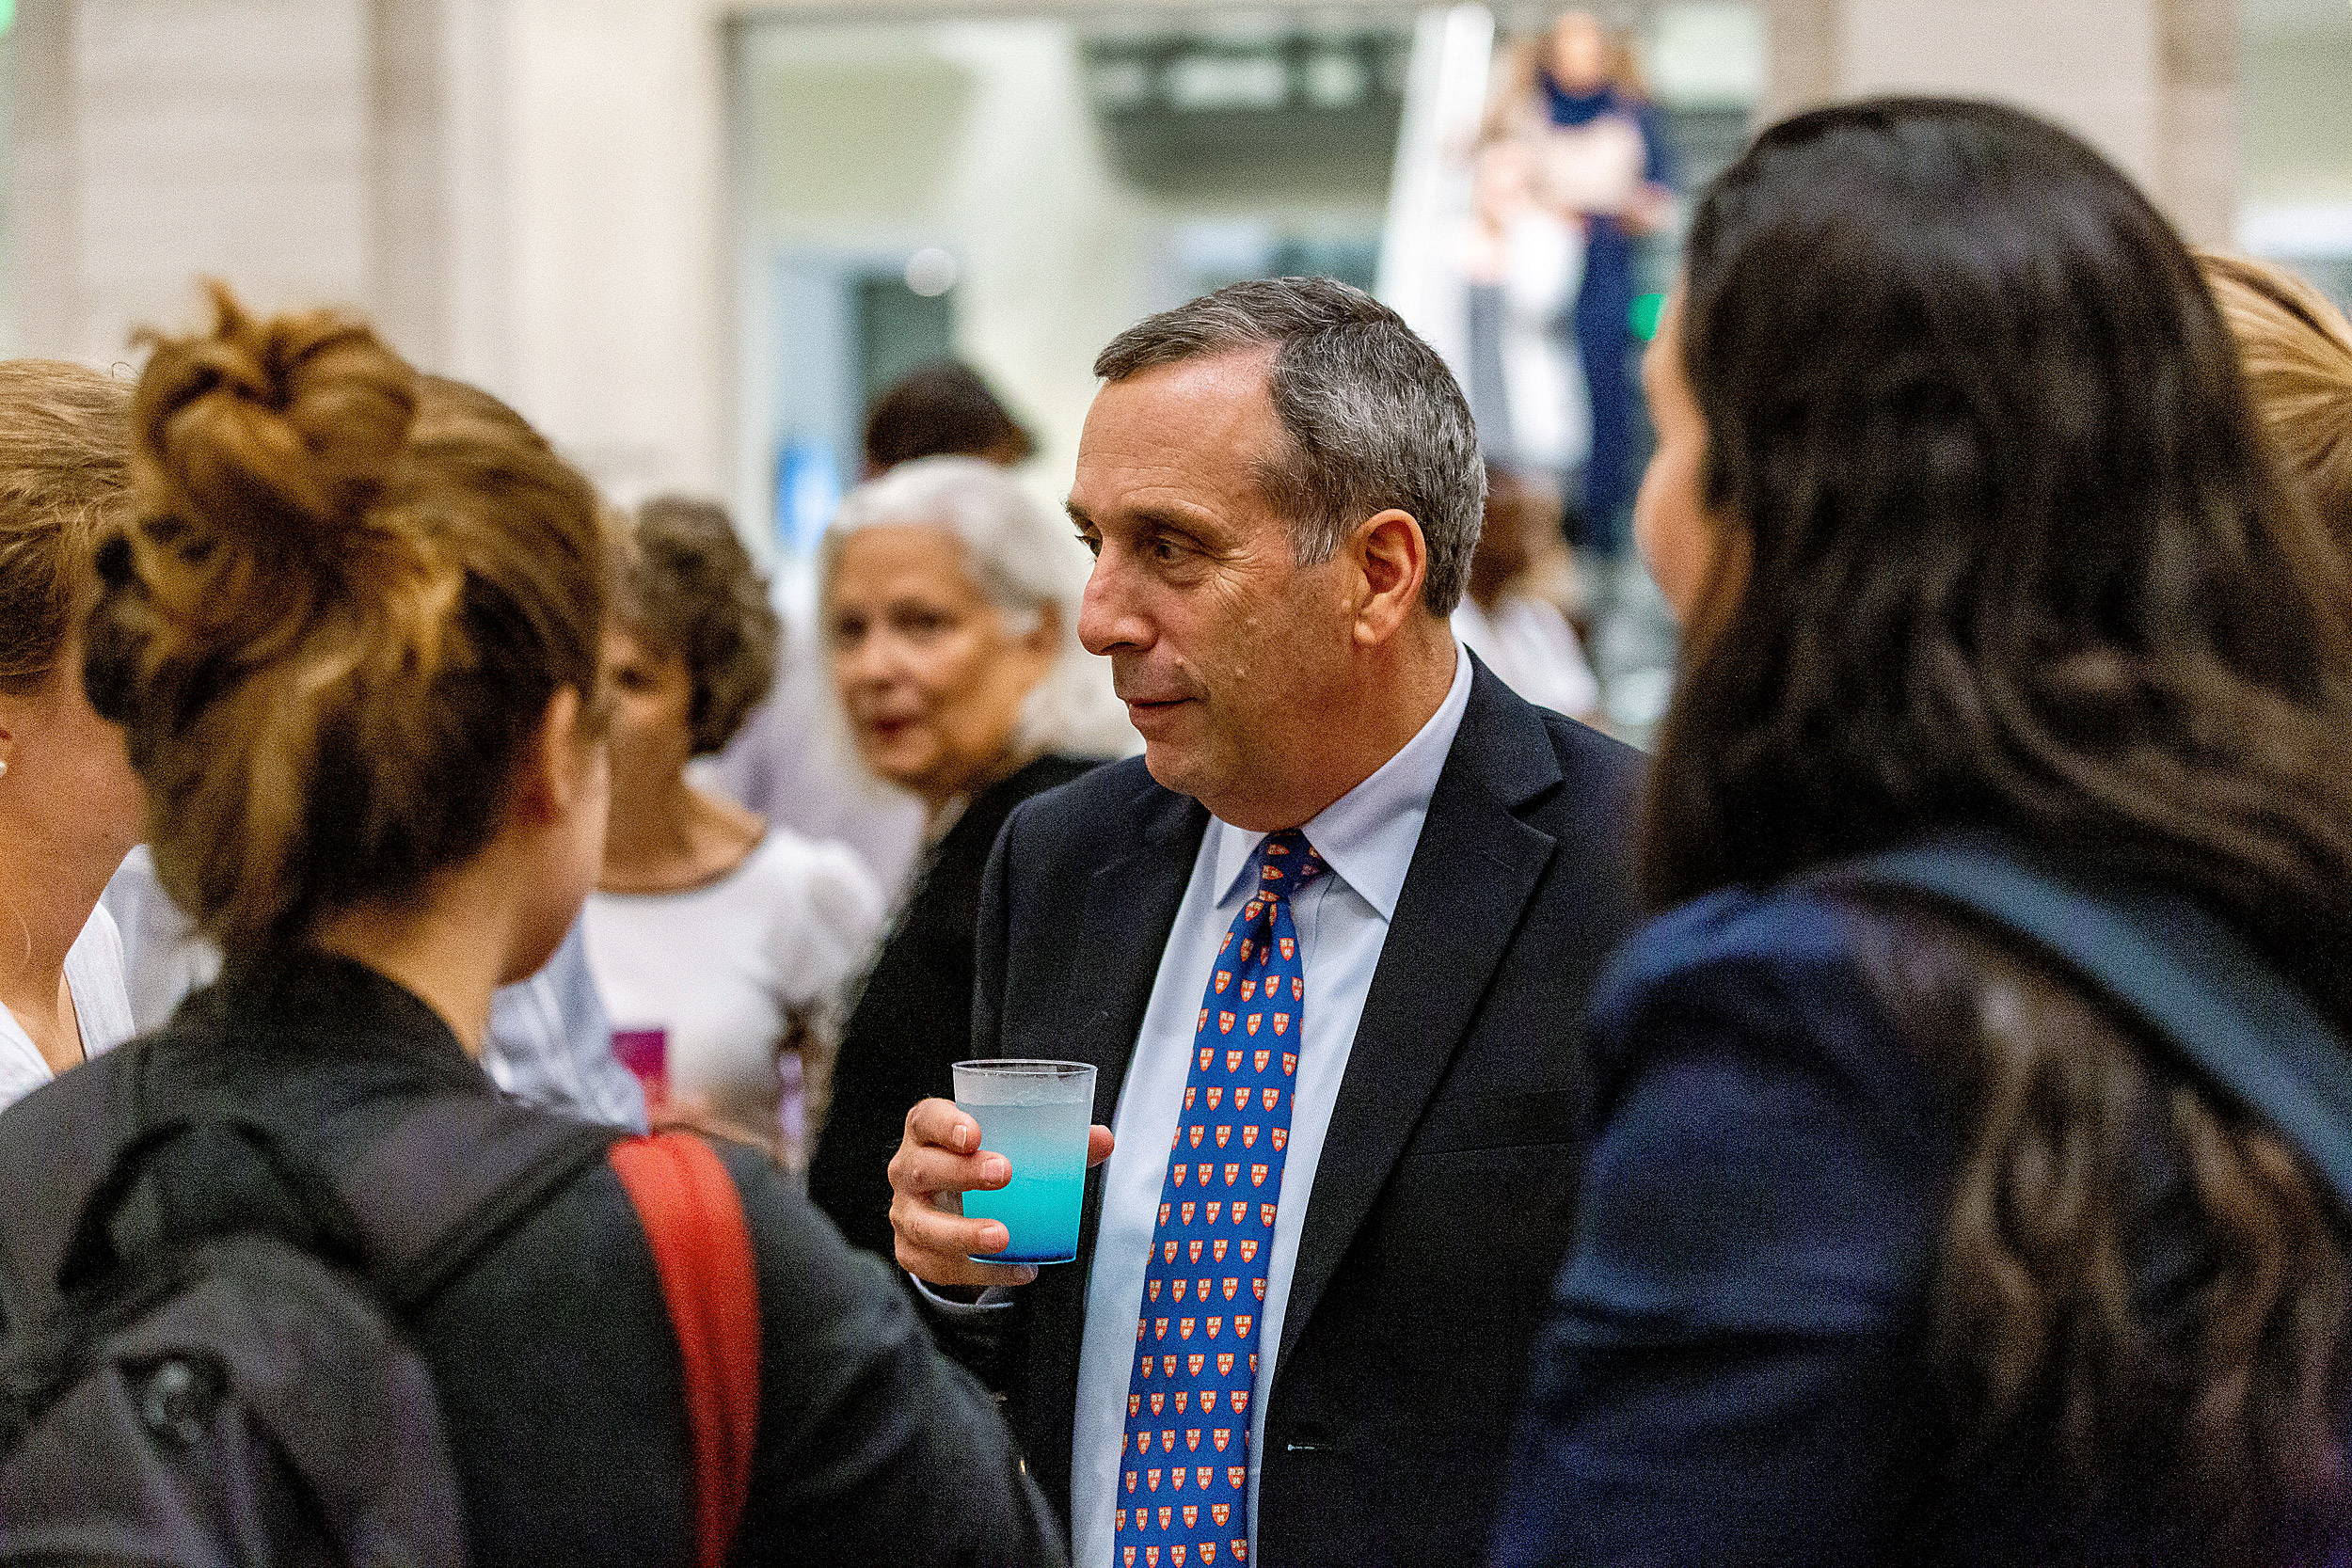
[1252, 830, 1324, 902]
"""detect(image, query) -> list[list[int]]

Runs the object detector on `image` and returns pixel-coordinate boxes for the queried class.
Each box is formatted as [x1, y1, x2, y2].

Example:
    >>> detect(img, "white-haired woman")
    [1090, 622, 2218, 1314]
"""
[804, 455, 1131, 1258]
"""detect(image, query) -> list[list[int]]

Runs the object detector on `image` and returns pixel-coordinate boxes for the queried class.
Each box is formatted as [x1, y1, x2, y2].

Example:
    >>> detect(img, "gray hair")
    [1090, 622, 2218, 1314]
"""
[820, 455, 1136, 763]
[1093, 277, 1486, 615]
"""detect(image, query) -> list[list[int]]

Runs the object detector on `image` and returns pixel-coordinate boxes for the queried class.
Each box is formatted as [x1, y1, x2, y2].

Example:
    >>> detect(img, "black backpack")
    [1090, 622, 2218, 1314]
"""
[0, 1093, 619, 1565]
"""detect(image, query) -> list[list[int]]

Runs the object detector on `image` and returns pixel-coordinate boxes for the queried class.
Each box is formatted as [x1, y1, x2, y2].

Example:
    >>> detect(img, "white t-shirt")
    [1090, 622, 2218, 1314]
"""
[583, 830, 883, 1166]
[0, 903, 138, 1112]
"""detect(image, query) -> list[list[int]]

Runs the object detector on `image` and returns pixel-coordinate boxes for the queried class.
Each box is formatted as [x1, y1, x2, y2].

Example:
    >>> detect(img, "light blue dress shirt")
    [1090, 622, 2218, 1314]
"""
[1067, 643, 1472, 1568]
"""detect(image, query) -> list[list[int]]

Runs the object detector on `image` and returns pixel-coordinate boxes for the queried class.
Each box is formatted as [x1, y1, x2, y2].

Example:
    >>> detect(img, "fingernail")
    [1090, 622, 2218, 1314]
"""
[956, 1124, 975, 1152]
[1014, 1266, 1039, 1285]
[985, 1156, 1010, 1185]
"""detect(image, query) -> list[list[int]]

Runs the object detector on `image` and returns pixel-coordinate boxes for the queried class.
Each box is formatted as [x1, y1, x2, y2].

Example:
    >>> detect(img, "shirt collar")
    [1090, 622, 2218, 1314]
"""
[1207, 641, 1472, 924]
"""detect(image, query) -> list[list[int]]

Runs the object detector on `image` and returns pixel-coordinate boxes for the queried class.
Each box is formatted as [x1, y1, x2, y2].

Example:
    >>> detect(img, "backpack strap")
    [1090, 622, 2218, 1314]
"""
[1824, 833, 2352, 1213]
[609, 1132, 762, 1568]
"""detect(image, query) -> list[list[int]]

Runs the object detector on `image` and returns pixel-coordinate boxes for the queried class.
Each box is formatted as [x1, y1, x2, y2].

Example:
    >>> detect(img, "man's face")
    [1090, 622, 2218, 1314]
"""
[1070, 350, 1353, 829]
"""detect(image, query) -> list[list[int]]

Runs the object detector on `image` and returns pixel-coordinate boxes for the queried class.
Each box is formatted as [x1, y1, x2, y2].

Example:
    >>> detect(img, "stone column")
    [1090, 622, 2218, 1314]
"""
[1756, 0, 2236, 242]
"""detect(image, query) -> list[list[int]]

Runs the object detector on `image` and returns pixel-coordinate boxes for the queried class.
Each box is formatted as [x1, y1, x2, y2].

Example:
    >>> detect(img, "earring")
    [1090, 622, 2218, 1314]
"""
[0, 758, 9, 780]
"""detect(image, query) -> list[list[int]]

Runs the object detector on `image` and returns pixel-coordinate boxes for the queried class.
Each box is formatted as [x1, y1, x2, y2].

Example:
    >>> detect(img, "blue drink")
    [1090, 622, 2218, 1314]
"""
[954, 1060, 1095, 1264]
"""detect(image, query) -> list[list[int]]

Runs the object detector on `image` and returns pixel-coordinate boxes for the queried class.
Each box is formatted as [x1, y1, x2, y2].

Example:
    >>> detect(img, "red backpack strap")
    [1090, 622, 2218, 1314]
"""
[609, 1132, 762, 1568]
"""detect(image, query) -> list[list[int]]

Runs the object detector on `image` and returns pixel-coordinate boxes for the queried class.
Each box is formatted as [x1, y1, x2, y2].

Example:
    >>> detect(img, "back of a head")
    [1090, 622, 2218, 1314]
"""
[84, 285, 606, 960]
[1093, 276, 1486, 616]
[1650, 98, 2352, 1006]
[2201, 252, 2352, 558]
[861, 359, 1036, 474]
[0, 361, 135, 692]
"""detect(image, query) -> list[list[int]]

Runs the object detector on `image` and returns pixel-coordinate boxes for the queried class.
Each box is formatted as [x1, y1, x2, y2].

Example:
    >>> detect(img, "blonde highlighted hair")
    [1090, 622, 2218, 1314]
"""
[0, 361, 135, 692]
[2201, 252, 2352, 554]
[85, 283, 607, 959]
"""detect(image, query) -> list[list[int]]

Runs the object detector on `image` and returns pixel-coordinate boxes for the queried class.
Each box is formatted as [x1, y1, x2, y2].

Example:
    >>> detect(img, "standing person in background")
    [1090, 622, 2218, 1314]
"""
[1490, 11, 1675, 553]
[709, 358, 1042, 902]
[1452, 464, 1602, 724]
[861, 358, 1038, 480]
[587, 497, 882, 1171]
[805, 455, 1128, 1261]
[886, 279, 1645, 1568]
[2201, 251, 2352, 551]
[0, 286, 1059, 1564]
[0, 362, 141, 1112]
[1491, 100, 2352, 1566]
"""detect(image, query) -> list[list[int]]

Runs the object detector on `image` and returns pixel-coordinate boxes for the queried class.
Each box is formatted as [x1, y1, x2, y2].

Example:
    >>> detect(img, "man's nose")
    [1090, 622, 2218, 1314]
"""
[1078, 553, 1151, 657]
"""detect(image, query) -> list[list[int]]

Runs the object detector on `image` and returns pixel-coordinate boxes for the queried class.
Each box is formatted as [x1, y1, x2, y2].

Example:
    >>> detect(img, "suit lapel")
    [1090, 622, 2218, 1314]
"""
[1062, 784, 1209, 1104]
[1278, 664, 1563, 1366]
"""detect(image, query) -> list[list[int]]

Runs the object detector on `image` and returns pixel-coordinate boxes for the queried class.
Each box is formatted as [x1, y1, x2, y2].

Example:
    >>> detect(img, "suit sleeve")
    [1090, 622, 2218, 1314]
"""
[905, 797, 1033, 1393]
[725, 1144, 1066, 1567]
[1488, 942, 1950, 1568]
[968, 797, 1019, 1063]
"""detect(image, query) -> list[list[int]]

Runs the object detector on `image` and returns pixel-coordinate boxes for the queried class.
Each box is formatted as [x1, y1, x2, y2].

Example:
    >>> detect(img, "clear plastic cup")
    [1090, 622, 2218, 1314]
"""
[952, 1059, 1096, 1264]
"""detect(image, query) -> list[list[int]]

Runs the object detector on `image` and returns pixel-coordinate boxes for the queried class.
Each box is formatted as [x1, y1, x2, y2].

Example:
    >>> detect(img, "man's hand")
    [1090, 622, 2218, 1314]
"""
[889, 1097, 1116, 1290]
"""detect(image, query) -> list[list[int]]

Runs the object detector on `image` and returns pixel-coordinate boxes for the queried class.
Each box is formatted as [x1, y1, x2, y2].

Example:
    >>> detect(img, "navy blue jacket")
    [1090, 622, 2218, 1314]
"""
[1492, 883, 2338, 1565]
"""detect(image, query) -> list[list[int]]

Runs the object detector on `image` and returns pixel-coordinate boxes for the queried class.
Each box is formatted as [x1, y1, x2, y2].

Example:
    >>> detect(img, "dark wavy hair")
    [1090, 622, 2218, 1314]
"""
[1645, 98, 2352, 1553]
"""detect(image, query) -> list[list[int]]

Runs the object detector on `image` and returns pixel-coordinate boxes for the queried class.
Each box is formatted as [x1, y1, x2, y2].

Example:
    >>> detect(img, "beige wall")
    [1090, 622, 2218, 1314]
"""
[10, 0, 2254, 523]
[1761, 0, 2236, 243]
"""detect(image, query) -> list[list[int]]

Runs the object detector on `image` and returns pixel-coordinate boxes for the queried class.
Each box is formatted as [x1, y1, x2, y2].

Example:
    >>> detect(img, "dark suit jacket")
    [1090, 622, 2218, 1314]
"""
[963, 660, 1645, 1567]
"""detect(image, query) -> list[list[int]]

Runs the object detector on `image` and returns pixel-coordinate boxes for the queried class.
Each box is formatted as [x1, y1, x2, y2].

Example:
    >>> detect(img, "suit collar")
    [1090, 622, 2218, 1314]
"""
[1204, 641, 1475, 924]
[1276, 657, 1564, 1366]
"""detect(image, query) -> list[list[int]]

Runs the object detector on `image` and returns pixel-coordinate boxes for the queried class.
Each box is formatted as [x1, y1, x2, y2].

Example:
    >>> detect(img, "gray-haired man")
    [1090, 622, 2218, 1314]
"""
[887, 278, 1644, 1567]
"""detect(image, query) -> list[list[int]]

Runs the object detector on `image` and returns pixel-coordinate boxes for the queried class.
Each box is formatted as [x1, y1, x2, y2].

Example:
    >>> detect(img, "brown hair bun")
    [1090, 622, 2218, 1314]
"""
[88, 282, 606, 959]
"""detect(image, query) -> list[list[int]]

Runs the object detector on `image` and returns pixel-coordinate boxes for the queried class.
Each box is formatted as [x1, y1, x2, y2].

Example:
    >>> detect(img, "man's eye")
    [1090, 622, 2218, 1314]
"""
[1075, 530, 1103, 558]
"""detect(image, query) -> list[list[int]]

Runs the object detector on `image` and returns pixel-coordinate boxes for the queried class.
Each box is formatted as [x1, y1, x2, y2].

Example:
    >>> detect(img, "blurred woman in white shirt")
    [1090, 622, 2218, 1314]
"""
[584, 498, 882, 1170]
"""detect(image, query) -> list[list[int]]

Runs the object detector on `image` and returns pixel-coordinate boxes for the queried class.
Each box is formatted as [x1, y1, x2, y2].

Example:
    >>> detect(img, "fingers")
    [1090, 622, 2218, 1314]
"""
[1088, 1123, 1116, 1168]
[889, 1096, 1040, 1290]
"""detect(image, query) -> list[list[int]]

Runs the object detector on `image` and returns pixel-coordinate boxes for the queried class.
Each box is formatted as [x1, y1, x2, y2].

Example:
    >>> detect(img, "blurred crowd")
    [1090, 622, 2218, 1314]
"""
[3, 59, 2352, 1568]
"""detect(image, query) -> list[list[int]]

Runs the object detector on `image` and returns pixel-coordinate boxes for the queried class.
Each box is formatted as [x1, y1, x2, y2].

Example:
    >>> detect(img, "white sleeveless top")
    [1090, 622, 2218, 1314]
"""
[0, 903, 138, 1113]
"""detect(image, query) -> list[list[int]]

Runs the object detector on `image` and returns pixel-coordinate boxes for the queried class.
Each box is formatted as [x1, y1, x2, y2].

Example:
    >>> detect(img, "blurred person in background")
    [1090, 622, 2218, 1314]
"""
[1460, 137, 1589, 491]
[0, 287, 1059, 1563]
[1491, 100, 2352, 1566]
[709, 357, 1042, 901]
[805, 454, 1129, 1260]
[0, 362, 141, 1112]
[2202, 251, 2352, 553]
[1487, 10, 1676, 555]
[861, 357, 1037, 479]
[586, 496, 882, 1171]
[1452, 464, 1601, 724]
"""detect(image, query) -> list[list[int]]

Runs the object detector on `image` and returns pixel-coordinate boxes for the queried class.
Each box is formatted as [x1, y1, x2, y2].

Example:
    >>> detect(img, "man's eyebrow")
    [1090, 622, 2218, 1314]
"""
[1065, 498, 1091, 526]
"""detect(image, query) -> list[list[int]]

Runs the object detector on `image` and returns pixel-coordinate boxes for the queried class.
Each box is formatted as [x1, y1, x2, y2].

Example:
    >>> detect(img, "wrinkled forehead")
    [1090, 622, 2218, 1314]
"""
[1069, 348, 1291, 523]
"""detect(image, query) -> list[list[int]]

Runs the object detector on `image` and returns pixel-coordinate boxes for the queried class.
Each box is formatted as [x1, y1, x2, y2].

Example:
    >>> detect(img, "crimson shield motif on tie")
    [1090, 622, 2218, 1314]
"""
[1120, 830, 1321, 1564]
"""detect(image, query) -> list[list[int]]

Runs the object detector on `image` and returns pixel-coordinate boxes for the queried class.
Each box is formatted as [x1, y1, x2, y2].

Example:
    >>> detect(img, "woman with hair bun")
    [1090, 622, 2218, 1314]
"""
[587, 495, 883, 1173]
[0, 287, 1058, 1564]
[1492, 102, 2352, 1564]
[0, 361, 141, 1111]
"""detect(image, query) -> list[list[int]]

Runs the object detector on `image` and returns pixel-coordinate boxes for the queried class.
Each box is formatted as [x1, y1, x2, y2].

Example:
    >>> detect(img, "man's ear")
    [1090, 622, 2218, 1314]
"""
[1348, 508, 1430, 648]
[511, 686, 589, 827]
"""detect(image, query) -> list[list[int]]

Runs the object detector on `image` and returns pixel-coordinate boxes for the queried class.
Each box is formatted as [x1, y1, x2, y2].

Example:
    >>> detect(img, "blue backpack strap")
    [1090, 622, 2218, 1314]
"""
[1823, 833, 2352, 1215]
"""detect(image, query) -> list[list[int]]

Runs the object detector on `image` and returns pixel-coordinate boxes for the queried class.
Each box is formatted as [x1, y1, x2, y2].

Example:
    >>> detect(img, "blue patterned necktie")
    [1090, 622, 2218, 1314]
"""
[1116, 830, 1323, 1568]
